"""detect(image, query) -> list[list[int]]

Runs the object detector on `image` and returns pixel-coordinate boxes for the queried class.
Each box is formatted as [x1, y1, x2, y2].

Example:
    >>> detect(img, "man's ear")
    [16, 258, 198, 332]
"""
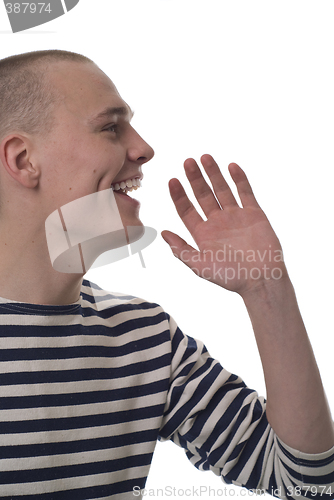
[0, 134, 40, 188]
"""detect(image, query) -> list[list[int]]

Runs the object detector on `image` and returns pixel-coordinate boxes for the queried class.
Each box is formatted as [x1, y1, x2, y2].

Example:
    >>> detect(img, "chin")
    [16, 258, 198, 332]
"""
[121, 213, 143, 228]
[120, 206, 144, 236]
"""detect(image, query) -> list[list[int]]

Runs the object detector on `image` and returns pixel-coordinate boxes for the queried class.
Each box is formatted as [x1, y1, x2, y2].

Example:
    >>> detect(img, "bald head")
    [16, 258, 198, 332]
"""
[0, 50, 93, 141]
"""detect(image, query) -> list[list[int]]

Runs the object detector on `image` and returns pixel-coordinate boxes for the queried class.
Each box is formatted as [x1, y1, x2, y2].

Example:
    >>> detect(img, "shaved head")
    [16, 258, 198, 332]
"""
[0, 50, 93, 141]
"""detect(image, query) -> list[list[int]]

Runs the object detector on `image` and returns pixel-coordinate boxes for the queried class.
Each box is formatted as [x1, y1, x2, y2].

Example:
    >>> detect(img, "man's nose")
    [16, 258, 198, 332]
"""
[127, 129, 155, 165]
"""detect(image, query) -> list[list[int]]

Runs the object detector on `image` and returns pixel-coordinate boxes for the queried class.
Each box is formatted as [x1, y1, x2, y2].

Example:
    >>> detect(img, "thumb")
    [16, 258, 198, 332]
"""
[161, 230, 200, 267]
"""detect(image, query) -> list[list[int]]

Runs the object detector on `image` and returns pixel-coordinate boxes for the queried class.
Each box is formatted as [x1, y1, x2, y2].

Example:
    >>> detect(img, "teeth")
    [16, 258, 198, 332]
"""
[111, 178, 141, 193]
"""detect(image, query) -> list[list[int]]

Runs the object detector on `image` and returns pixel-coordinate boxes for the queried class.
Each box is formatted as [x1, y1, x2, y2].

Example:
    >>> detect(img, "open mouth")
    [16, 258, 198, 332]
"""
[110, 177, 142, 195]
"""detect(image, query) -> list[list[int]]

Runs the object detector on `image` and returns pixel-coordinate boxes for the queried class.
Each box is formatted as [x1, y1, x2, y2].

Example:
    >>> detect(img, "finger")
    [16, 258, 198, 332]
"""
[200, 154, 239, 208]
[228, 163, 260, 208]
[168, 178, 204, 234]
[161, 230, 201, 267]
[183, 158, 221, 217]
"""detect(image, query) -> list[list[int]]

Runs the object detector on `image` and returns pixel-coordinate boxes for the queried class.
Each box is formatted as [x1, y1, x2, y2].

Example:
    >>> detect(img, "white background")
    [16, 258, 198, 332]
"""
[1, 1, 333, 497]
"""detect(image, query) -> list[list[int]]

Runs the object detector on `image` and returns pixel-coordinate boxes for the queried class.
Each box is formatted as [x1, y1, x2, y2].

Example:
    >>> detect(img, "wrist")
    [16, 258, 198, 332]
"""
[239, 271, 293, 307]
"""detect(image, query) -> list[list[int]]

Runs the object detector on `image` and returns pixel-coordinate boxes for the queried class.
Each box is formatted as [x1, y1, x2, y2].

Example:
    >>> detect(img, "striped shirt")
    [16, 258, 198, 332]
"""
[0, 279, 333, 499]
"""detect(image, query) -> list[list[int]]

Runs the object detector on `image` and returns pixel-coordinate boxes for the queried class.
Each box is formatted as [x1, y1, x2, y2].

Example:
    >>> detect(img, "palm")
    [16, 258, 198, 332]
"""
[162, 155, 286, 295]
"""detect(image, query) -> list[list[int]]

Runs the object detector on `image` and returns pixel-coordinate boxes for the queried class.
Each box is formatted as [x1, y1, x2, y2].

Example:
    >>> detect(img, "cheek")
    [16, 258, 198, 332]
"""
[95, 154, 126, 189]
[42, 131, 125, 193]
[42, 138, 84, 174]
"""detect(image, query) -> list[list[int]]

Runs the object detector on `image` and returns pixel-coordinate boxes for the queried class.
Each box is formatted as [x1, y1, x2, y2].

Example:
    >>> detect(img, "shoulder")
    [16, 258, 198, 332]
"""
[80, 278, 173, 331]
[81, 278, 159, 310]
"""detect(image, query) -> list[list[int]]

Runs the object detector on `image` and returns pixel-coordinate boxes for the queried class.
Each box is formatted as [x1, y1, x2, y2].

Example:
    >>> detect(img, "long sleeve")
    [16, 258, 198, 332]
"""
[159, 317, 334, 500]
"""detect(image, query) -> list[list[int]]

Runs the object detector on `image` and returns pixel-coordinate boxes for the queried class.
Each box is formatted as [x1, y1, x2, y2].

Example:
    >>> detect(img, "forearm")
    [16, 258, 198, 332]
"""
[241, 276, 334, 453]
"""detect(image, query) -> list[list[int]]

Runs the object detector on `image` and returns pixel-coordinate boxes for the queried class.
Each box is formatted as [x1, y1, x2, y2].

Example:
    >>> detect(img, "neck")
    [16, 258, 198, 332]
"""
[0, 219, 83, 305]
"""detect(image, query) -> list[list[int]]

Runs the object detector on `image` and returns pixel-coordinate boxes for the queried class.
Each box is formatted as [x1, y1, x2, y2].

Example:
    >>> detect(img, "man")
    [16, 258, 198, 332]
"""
[0, 50, 333, 499]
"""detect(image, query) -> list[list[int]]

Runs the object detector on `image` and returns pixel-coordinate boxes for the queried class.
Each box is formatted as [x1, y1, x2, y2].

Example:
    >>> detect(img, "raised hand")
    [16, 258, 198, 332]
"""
[161, 154, 288, 296]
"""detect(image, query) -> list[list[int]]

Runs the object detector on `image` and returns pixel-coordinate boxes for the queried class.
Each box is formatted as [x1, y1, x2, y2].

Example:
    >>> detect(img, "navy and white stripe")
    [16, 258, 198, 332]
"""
[0, 279, 333, 499]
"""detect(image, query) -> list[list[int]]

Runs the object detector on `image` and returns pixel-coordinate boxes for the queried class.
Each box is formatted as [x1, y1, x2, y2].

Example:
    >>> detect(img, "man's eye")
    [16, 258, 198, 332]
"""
[104, 124, 118, 133]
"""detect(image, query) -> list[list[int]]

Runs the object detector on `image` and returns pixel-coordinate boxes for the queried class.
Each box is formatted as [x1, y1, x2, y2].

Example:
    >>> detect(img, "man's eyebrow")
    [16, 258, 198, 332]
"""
[88, 106, 134, 126]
